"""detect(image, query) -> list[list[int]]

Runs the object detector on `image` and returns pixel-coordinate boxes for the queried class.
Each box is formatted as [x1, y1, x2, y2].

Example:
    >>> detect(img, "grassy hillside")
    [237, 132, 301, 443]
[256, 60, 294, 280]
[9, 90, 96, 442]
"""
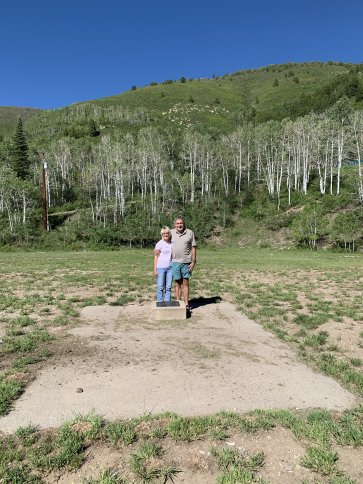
[0, 106, 42, 136]
[85, 61, 357, 131]
[11, 61, 362, 138]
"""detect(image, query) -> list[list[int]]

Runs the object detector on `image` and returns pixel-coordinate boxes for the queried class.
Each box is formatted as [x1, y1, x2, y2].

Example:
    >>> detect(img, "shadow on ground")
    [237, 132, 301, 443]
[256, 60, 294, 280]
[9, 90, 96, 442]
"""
[189, 295, 222, 308]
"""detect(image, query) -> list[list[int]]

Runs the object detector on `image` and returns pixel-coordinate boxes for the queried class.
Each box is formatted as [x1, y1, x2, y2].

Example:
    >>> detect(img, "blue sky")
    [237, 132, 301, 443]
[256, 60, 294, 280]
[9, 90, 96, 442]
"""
[2, 0, 362, 110]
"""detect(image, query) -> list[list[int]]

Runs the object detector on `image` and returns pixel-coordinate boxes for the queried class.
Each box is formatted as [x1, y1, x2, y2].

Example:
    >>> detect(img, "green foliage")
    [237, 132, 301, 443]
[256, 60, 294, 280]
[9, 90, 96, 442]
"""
[330, 211, 362, 250]
[85, 468, 127, 483]
[292, 206, 326, 249]
[211, 447, 265, 483]
[241, 192, 278, 221]
[104, 421, 137, 446]
[10, 117, 30, 179]
[0, 464, 41, 483]
[88, 119, 100, 137]
[129, 442, 179, 482]
[1, 62, 363, 250]
[300, 446, 339, 476]
[0, 378, 23, 415]
[166, 415, 210, 441]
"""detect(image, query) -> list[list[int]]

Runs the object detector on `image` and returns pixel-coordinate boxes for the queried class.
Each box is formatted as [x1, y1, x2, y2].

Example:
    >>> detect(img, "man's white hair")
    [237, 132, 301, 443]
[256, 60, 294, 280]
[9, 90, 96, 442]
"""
[174, 215, 185, 224]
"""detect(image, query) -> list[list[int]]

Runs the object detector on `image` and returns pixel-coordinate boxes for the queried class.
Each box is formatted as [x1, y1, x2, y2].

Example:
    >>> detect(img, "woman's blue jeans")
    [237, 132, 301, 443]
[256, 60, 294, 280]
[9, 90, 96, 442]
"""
[156, 266, 172, 302]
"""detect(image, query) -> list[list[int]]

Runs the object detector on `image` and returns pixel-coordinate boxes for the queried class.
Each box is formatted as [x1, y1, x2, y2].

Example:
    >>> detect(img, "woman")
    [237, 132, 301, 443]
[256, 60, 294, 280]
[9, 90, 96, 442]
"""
[154, 226, 173, 302]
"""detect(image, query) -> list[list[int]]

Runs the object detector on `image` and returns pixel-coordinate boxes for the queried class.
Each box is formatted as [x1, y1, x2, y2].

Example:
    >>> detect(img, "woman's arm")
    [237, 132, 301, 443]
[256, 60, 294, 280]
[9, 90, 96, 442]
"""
[154, 253, 159, 276]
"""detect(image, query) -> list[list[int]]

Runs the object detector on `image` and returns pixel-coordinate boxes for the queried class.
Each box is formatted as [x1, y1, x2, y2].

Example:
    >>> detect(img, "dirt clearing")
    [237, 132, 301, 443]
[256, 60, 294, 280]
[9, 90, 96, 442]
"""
[0, 300, 356, 433]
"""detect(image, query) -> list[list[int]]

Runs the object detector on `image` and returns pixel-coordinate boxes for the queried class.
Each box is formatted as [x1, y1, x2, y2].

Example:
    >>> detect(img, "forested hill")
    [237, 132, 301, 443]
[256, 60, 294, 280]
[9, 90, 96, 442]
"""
[2, 61, 363, 136]
[0, 107, 42, 136]
[1, 61, 363, 250]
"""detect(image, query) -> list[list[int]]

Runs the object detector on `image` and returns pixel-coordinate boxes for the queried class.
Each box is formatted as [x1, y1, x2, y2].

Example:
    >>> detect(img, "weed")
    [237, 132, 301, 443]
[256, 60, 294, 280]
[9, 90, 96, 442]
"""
[15, 425, 39, 446]
[210, 427, 230, 440]
[328, 476, 356, 484]
[12, 355, 41, 370]
[83, 468, 127, 483]
[303, 331, 328, 348]
[14, 316, 34, 327]
[0, 378, 23, 415]
[294, 313, 330, 329]
[2, 334, 36, 353]
[129, 441, 179, 482]
[104, 421, 137, 446]
[109, 294, 135, 306]
[350, 358, 362, 367]
[27, 434, 55, 470]
[211, 447, 264, 483]
[333, 412, 363, 447]
[166, 415, 209, 441]
[50, 422, 86, 469]
[70, 413, 105, 440]
[81, 296, 107, 307]
[300, 446, 338, 476]
[0, 463, 41, 483]
[53, 315, 70, 326]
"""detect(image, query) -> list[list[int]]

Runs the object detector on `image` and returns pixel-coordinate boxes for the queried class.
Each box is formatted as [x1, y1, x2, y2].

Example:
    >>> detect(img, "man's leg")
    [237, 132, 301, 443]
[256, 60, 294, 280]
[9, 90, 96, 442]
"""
[182, 278, 189, 306]
[175, 279, 183, 301]
[172, 263, 182, 301]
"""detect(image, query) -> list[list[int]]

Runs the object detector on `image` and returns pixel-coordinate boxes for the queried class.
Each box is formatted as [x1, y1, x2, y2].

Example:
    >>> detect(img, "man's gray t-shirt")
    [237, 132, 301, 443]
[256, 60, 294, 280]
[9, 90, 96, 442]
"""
[171, 228, 196, 263]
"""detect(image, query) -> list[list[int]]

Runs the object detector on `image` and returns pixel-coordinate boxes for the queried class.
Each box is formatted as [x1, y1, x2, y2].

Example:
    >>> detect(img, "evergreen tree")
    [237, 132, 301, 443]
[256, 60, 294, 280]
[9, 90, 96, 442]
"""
[89, 119, 100, 137]
[11, 117, 30, 179]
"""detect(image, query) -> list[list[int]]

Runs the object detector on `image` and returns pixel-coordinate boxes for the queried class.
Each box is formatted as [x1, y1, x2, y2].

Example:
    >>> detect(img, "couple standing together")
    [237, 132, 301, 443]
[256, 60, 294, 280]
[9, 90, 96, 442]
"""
[154, 216, 196, 310]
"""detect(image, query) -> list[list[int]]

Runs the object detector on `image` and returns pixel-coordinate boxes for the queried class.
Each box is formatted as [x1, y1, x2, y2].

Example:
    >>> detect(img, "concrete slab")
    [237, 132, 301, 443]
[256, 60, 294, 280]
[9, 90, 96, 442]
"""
[151, 300, 186, 320]
[0, 301, 357, 433]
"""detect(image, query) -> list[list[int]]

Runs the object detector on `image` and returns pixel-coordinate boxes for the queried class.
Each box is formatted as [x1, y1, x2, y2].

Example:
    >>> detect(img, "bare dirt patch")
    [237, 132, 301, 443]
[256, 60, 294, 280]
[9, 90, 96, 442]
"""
[0, 300, 356, 434]
[44, 428, 320, 484]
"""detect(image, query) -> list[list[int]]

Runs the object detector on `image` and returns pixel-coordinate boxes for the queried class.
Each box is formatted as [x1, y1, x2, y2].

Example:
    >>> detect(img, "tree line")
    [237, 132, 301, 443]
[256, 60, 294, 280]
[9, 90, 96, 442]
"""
[0, 97, 362, 248]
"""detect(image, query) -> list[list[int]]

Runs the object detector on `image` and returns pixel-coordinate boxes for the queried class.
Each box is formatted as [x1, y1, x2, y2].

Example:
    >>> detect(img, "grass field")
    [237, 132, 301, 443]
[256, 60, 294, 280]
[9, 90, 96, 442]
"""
[0, 248, 363, 483]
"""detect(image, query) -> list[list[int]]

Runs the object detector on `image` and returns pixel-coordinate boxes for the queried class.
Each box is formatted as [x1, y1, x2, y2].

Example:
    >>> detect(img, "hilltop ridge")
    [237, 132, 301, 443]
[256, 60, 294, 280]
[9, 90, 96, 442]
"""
[1, 61, 362, 136]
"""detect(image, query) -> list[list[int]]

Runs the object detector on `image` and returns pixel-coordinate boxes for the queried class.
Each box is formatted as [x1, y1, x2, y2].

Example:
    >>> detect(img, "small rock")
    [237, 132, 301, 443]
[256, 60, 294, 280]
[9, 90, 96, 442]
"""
[76, 387, 84, 393]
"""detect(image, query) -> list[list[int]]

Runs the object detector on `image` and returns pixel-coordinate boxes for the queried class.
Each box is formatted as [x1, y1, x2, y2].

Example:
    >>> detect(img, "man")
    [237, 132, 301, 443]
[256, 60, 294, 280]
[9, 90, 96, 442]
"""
[170, 216, 196, 310]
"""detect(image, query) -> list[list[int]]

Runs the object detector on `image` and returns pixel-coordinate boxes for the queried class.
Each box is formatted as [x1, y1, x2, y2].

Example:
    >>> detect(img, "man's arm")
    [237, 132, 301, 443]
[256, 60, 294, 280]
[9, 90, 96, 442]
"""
[189, 246, 196, 272]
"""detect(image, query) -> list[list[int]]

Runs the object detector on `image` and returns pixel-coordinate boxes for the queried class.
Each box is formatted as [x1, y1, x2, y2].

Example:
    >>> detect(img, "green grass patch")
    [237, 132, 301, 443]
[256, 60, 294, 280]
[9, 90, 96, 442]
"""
[104, 421, 137, 446]
[129, 441, 179, 482]
[294, 313, 330, 329]
[300, 446, 339, 476]
[211, 447, 265, 483]
[0, 378, 23, 415]
[109, 294, 135, 306]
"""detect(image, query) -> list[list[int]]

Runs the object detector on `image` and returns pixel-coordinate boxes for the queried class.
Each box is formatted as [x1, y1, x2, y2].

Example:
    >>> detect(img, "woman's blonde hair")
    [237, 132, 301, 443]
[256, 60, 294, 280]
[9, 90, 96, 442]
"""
[160, 226, 171, 236]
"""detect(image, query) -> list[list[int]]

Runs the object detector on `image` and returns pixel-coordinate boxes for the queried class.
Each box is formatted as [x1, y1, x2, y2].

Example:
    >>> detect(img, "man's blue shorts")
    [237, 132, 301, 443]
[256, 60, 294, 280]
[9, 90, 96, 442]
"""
[172, 262, 191, 280]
